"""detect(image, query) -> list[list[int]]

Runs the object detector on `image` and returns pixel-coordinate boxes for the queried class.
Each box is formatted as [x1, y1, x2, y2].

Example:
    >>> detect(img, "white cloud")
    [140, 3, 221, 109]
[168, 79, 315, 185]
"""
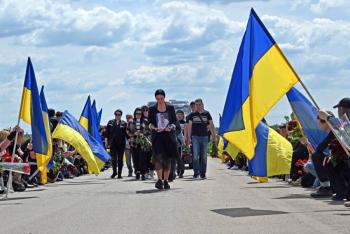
[310, 0, 347, 14]
[1, 0, 350, 128]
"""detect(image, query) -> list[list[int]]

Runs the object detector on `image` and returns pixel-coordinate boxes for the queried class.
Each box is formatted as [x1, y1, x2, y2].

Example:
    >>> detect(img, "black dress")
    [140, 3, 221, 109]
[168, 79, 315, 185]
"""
[148, 103, 178, 168]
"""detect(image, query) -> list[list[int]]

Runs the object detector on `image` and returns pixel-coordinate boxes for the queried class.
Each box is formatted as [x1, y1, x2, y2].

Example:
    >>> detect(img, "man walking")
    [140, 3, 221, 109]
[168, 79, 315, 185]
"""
[188, 99, 216, 179]
[105, 109, 128, 179]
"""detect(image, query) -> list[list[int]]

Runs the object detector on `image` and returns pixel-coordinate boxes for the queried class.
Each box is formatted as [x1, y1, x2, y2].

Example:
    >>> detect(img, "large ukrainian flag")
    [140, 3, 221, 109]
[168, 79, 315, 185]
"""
[39, 86, 53, 184]
[248, 122, 292, 177]
[219, 9, 299, 159]
[19, 58, 50, 182]
[53, 111, 110, 175]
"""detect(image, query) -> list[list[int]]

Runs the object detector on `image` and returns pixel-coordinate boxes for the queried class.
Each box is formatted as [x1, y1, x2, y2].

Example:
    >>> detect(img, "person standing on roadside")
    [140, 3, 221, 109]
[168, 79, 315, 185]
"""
[105, 109, 128, 179]
[187, 99, 216, 179]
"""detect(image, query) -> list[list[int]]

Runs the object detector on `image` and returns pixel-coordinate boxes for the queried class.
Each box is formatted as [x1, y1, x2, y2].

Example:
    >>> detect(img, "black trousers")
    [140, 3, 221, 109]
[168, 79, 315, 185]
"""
[311, 151, 329, 183]
[328, 160, 350, 198]
[132, 146, 147, 175]
[170, 147, 185, 178]
[110, 145, 125, 176]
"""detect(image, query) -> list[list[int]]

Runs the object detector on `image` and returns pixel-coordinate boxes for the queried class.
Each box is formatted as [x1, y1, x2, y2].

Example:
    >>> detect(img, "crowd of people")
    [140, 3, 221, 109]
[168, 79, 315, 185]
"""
[2, 89, 350, 210]
[0, 89, 216, 193]
[102, 89, 216, 189]
[223, 97, 350, 208]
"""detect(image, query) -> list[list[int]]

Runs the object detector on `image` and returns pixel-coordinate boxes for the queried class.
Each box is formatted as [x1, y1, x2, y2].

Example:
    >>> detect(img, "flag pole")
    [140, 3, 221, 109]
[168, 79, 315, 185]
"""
[5, 60, 27, 198]
[274, 45, 320, 110]
[5, 118, 20, 199]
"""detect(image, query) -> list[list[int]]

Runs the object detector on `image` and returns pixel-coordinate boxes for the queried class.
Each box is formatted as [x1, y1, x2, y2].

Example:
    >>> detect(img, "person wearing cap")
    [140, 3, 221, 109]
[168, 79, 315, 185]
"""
[105, 109, 128, 179]
[310, 100, 350, 200]
[149, 89, 178, 190]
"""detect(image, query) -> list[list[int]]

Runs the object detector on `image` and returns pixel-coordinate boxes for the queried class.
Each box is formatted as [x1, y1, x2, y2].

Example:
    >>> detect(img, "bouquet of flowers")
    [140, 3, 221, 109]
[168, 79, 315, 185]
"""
[295, 159, 308, 175]
[208, 142, 218, 158]
[135, 135, 152, 152]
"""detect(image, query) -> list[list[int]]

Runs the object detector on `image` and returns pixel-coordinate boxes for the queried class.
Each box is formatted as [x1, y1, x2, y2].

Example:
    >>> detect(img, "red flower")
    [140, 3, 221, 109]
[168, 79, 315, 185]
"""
[23, 163, 31, 174]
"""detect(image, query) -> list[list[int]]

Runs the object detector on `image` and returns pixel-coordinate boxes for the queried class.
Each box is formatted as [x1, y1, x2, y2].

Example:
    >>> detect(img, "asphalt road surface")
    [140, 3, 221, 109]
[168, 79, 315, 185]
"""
[1, 158, 350, 234]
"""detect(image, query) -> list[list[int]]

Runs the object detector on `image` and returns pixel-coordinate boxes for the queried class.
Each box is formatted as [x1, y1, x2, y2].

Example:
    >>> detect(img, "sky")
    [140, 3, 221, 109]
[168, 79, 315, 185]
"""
[1, 0, 350, 131]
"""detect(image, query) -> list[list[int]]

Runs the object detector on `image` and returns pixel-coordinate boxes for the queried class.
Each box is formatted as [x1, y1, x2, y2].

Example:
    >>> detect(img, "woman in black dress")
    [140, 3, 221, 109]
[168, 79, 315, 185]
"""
[148, 89, 178, 190]
[127, 108, 150, 180]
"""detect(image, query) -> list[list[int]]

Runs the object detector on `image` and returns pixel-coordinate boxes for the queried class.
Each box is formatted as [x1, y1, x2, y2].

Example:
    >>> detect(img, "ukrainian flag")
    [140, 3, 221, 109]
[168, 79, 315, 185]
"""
[97, 108, 103, 127]
[52, 111, 110, 175]
[248, 122, 292, 177]
[19, 58, 50, 183]
[79, 98, 109, 170]
[287, 87, 328, 149]
[39, 86, 53, 184]
[219, 9, 299, 159]
[79, 96, 91, 131]
[90, 100, 104, 146]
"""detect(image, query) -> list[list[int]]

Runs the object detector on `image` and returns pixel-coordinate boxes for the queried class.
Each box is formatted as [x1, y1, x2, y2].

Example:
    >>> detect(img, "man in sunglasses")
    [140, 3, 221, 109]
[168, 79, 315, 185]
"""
[105, 109, 128, 179]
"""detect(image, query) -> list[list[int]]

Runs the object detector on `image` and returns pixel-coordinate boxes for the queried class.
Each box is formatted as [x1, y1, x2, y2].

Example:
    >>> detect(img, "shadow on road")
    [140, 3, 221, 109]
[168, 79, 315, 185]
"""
[0, 196, 39, 202]
[136, 189, 166, 194]
[53, 182, 105, 186]
[273, 194, 311, 199]
[212, 207, 289, 218]
[242, 186, 290, 189]
[136, 188, 181, 194]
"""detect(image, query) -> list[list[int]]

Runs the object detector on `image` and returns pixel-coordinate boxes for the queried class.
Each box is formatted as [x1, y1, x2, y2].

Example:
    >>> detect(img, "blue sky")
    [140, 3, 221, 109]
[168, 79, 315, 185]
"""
[1, 0, 350, 130]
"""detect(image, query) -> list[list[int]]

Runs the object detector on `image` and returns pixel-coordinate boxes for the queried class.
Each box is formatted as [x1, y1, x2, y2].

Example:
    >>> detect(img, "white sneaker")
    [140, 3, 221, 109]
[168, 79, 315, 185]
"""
[230, 165, 239, 170]
[344, 201, 350, 207]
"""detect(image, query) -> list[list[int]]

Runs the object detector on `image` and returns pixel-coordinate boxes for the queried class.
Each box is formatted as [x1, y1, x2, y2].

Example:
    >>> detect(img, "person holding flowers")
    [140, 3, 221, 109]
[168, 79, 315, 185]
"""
[127, 107, 151, 180]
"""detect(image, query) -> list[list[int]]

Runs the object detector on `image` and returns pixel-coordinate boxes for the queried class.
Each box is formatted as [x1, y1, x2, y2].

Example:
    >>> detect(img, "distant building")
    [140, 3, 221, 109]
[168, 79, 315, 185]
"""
[147, 100, 191, 116]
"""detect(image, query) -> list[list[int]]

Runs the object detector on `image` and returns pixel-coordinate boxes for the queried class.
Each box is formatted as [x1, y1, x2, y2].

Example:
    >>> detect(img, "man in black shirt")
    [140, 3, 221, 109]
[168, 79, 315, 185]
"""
[105, 109, 128, 179]
[188, 99, 217, 179]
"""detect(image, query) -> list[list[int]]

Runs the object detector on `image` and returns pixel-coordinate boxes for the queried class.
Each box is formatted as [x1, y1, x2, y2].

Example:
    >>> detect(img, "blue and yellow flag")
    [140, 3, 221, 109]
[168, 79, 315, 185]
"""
[39, 86, 53, 184]
[287, 87, 327, 149]
[219, 9, 299, 159]
[97, 108, 103, 127]
[79, 96, 91, 131]
[52, 111, 110, 175]
[19, 58, 51, 183]
[79, 98, 108, 170]
[90, 100, 104, 146]
[248, 122, 292, 177]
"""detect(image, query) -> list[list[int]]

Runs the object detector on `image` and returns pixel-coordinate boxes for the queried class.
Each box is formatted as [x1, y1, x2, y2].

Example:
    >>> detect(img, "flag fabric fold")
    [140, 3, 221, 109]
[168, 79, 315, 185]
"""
[219, 8, 299, 159]
[52, 111, 110, 175]
[39, 86, 53, 184]
[287, 87, 327, 149]
[248, 122, 293, 177]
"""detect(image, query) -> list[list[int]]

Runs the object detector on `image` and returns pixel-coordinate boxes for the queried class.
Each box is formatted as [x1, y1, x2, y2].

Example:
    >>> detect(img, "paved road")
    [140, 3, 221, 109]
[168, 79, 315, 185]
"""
[1, 158, 350, 234]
